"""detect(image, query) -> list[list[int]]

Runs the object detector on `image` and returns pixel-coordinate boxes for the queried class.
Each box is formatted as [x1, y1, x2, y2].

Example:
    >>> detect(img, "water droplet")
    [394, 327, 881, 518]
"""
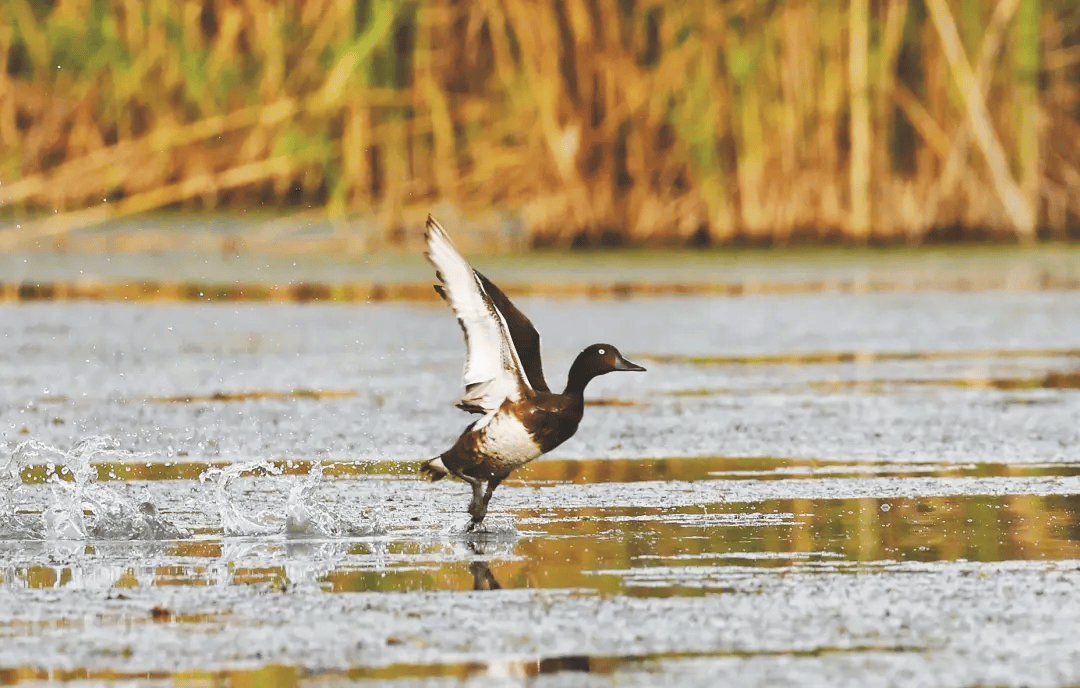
[880, 503, 891, 512]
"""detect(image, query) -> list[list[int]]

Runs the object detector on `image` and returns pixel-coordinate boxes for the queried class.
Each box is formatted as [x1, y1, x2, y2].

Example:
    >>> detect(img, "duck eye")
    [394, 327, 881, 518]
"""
[597, 348, 606, 355]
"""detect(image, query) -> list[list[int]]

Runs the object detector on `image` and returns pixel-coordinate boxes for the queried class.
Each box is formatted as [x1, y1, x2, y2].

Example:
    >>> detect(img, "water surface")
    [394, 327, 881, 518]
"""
[2, 286, 1080, 686]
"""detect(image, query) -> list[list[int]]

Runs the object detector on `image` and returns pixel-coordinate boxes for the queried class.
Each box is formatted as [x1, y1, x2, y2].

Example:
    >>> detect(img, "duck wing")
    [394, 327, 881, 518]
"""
[425, 216, 544, 414]
[474, 272, 549, 392]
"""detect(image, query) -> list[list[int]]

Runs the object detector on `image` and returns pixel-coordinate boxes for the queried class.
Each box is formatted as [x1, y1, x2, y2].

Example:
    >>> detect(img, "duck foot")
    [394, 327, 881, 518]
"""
[465, 499, 488, 531]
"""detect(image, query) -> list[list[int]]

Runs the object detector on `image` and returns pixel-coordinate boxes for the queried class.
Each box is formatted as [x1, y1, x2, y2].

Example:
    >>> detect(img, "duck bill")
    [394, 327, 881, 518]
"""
[613, 355, 646, 372]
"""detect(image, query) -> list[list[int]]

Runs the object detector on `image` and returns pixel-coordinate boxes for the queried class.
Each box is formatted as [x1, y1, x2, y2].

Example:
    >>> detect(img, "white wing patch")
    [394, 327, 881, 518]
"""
[425, 216, 531, 414]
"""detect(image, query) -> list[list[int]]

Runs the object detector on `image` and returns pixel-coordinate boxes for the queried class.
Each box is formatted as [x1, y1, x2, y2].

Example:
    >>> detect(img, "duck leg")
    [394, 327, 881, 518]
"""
[465, 475, 506, 531]
[448, 468, 486, 528]
[466, 487, 487, 531]
[481, 475, 505, 510]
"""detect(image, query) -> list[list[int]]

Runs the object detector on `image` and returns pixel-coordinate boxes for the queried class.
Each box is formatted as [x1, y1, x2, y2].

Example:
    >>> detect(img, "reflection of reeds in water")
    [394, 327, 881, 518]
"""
[514, 496, 1080, 591]
[2, 0, 1079, 246]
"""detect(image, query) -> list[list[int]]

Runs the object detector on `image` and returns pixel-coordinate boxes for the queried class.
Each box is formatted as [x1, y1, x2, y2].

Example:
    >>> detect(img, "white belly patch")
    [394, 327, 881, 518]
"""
[477, 412, 543, 469]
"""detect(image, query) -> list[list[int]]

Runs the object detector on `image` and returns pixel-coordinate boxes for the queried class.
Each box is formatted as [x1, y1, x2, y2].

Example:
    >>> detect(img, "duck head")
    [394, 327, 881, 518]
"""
[564, 343, 645, 395]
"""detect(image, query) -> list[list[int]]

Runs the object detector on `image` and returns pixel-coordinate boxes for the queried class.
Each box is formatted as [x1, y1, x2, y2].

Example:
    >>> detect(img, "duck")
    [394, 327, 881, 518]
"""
[420, 215, 645, 530]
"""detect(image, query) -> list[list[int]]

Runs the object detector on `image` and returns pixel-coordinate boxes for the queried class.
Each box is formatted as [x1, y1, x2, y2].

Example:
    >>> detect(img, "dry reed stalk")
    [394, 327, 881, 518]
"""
[1013, 0, 1041, 209]
[873, 0, 910, 237]
[849, 0, 872, 239]
[0, 157, 293, 249]
[914, 0, 1020, 233]
[0, 99, 298, 207]
[1045, 45, 1080, 71]
[924, 0, 1036, 239]
[496, 1, 580, 240]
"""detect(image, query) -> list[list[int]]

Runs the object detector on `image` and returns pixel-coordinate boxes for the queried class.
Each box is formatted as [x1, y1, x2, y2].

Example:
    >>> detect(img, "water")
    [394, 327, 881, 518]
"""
[2, 288, 1080, 686]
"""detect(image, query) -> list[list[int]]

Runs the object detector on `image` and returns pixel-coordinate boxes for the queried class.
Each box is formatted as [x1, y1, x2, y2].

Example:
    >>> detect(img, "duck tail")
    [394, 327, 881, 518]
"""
[420, 456, 449, 482]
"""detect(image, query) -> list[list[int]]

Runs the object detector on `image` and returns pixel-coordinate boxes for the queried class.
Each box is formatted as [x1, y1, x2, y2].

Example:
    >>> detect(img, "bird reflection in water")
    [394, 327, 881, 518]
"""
[465, 540, 504, 590]
[460, 548, 594, 675]
[468, 560, 502, 590]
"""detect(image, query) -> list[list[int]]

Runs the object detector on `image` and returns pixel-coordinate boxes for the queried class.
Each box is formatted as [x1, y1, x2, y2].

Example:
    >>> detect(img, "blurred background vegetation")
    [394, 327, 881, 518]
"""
[1, 0, 1079, 248]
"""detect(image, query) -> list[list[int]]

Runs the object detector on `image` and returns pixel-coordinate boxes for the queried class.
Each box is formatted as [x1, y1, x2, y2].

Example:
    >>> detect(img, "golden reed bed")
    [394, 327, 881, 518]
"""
[2, 0, 1079, 248]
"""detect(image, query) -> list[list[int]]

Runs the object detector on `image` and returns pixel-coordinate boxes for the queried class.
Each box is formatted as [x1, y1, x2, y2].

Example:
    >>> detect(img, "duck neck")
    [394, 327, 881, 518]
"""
[563, 355, 597, 399]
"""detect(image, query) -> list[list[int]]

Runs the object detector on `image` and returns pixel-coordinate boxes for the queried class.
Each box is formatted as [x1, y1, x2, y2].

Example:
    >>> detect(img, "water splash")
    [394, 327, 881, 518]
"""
[1, 437, 189, 541]
[0, 443, 43, 539]
[199, 459, 381, 537]
[8, 441, 381, 542]
[284, 461, 382, 537]
[199, 460, 284, 536]
[451, 515, 520, 539]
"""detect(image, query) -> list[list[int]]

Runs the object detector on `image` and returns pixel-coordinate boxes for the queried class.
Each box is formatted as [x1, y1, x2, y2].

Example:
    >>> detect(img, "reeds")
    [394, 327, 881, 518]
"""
[1, 0, 1078, 247]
